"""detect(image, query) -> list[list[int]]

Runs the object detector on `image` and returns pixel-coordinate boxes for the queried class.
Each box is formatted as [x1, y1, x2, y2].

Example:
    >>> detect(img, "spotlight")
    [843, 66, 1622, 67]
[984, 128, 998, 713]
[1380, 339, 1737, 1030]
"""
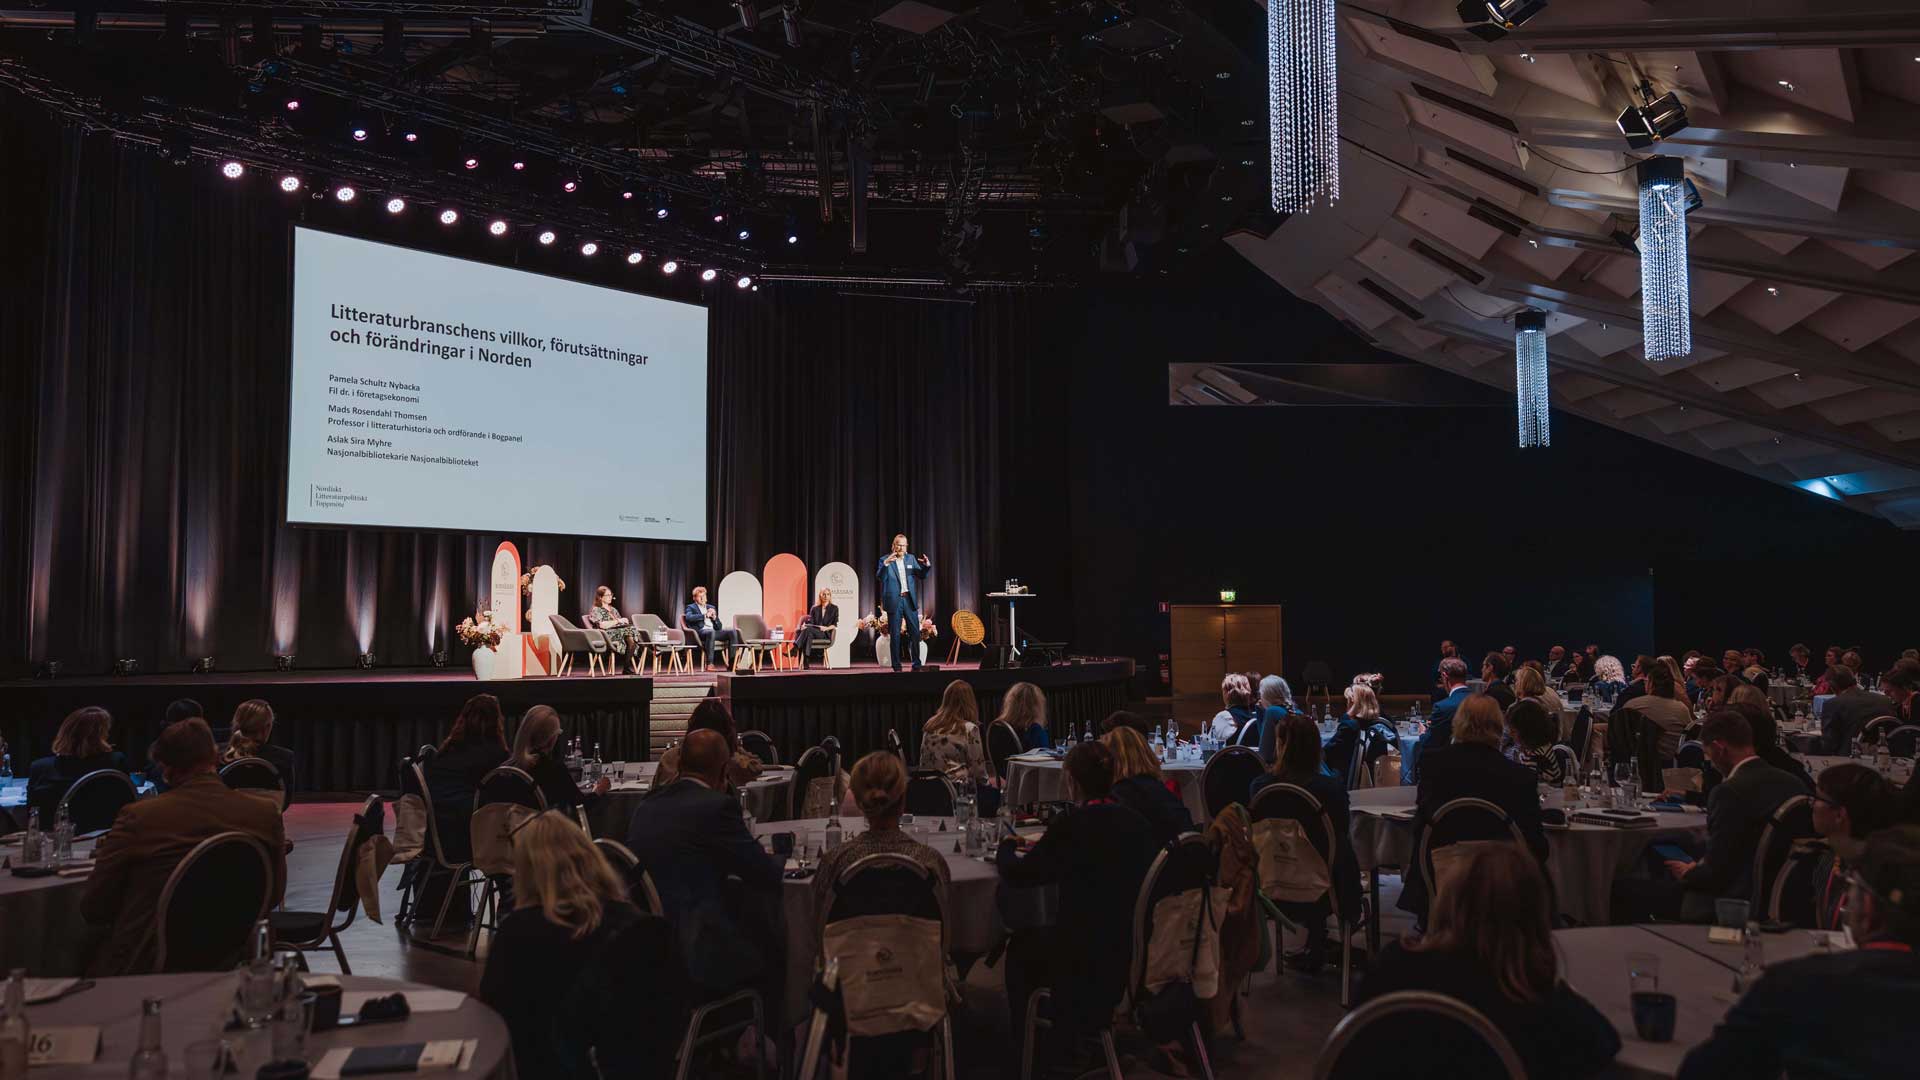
[736, 275, 753, 289]
[386, 197, 406, 214]
[1457, 0, 1546, 40]
[357, 652, 376, 670]
[430, 650, 448, 668]
[284, 99, 300, 111]
[1616, 84, 1689, 149]
[274, 653, 296, 671]
[404, 132, 418, 143]
[113, 658, 140, 676]
[662, 260, 679, 274]
[538, 230, 557, 245]
[220, 161, 245, 179]
[439, 208, 459, 225]
[279, 175, 302, 193]
[712, 212, 725, 223]
[191, 656, 218, 674]
[512, 161, 526, 171]
[351, 127, 368, 141]
[580, 242, 598, 256]
[626, 251, 644, 265]
[334, 185, 356, 202]
[733, 0, 760, 31]
[655, 208, 670, 219]
[737, 228, 751, 240]
[787, 234, 798, 244]
[464, 157, 479, 170]
[563, 180, 579, 193]
[489, 219, 509, 236]
[700, 268, 718, 282]
[622, 190, 634, 200]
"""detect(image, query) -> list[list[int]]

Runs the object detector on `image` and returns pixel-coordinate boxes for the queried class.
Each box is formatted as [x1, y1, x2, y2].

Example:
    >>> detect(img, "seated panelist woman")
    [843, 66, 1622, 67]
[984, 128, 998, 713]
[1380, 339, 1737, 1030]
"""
[793, 588, 839, 669]
[587, 586, 640, 663]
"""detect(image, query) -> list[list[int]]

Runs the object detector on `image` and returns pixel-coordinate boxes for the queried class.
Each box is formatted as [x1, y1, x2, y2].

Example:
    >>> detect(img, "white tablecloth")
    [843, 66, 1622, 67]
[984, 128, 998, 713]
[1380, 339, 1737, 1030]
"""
[1004, 754, 1208, 822]
[0, 837, 103, 976]
[587, 762, 795, 838]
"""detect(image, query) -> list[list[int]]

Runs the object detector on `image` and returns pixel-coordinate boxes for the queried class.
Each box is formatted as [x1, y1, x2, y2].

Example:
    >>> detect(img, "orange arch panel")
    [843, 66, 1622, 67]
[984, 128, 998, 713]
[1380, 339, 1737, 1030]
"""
[761, 553, 809, 638]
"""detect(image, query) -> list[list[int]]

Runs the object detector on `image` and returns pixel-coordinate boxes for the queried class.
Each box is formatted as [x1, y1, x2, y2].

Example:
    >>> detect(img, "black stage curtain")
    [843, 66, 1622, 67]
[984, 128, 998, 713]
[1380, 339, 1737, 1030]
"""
[0, 108, 1075, 682]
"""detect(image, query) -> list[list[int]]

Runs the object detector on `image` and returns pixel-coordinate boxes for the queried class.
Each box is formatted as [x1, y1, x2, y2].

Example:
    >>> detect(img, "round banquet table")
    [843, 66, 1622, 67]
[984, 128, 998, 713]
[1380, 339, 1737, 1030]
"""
[0, 837, 103, 977]
[587, 761, 794, 837]
[1347, 786, 1710, 927]
[20, 971, 512, 1078]
[1004, 752, 1208, 823]
[1554, 923, 1827, 1078]
[751, 815, 1055, 1024]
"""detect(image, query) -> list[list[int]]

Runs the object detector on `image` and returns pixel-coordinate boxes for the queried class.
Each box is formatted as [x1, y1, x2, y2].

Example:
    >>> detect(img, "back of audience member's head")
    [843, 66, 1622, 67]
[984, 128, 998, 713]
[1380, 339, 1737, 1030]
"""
[1842, 650, 1865, 675]
[513, 812, 628, 940]
[444, 693, 506, 752]
[1633, 654, 1657, 679]
[1839, 825, 1920, 946]
[1259, 675, 1296, 710]
[687, 698, 738, 751]
[150, 718, 218, 780]
[1593, 655, 1627, 684]
[163, 698, 204, 728]
[1729, 701, 1780, 753]
[1344, 684, 1380, 721]
[1828, 664, 1858, 692]
[997, 682, 1047, 732]
[1689, 663, 1724, 685]
[511, 705, 563, 769]
[1063, 740, 1116, 801]
[1412, 843, 1557, 1003]
[1816, 764, 1899, 841]
[1904, 649, 1920, 662]
[1512, 666, 1545, 701]
[226, 699, 275, 759]
[849, 751, 907, 823]
[1727, 683, 1768, 713]
[1481, 652, 1510, 680]
[926, 680, 978, 736]
[1273, 713, 1324, 777]
[1221, 673, 1251, 710]
[1437, 657, 1469, 686]
[1103, 725, 1162, 782]
[1644, 663, 1678, 699]
[1101, 710, 1154, 737]
[1700, 709, 1755, 752]
[678, 729, 730, 787]
[1885, 661, 1920, 698]
[52, 706, 114, 758]
[1453, 694, 1506, 749]
[1705, 673, 1742, 706]
[1505, 699, 1557, 753]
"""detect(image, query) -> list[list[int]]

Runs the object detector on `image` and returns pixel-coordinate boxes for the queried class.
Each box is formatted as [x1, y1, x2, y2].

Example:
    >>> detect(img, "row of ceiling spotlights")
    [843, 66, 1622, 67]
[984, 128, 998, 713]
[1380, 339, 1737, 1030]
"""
[219, 161, 758, 289]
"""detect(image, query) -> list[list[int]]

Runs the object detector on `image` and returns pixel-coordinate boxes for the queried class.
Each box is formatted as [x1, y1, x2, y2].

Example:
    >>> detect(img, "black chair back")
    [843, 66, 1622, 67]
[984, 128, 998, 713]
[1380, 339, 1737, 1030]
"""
[1247, 782, 1335, 883]
[1234, 716, 1262, 748]
[1864, 716, 1901, 744]
[1751, 795, 1815, 910]
[1634, 719, 1671, 792]
[57, 769, 139, 832]
[826, 852, 946, 927]
[885, 727, 906, 762]
[1311, 991, 1525, 1079]
[1887, 725, 1920, 759]
[1200, 746, 1265, 819]
[1676, 740, 1707, 771]
[1127, 834, 1218, 1006]
[1415, 797, 1527, 904]
[904, 770, 958, 817]
[739, 730, 779, 765]
[154, 832, 275, 973]
[1569, 708, 1593, 765]
[219, 757, 287, 811]
[986, 720, 1022, 780]
[593, 838, 665, 915]
[476, 765, 546, 811]
[791, 746, 831, 819]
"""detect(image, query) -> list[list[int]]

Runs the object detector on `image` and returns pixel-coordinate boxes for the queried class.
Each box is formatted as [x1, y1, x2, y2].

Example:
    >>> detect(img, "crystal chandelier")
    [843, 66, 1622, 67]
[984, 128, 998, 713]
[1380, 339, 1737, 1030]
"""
[1269, 0, 1339, 213]
[1514, 309, 1550, 448]
[1637, 156, 1692, 361]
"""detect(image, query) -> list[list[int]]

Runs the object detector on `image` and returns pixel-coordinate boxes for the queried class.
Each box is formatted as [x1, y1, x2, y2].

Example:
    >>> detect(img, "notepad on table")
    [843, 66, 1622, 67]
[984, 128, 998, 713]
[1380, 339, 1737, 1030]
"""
[313, 1039, 476, 1077]
[341, 990, 467, 1015]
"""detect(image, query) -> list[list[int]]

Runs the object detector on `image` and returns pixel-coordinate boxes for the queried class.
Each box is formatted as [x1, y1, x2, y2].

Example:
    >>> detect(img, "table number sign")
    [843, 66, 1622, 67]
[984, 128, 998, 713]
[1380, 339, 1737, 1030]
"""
[27, 1026, 100, 1065]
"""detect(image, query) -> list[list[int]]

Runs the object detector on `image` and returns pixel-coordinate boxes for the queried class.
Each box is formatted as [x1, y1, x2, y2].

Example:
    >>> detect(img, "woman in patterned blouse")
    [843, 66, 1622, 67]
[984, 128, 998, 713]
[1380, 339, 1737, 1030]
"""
[586, 586, 640, 663]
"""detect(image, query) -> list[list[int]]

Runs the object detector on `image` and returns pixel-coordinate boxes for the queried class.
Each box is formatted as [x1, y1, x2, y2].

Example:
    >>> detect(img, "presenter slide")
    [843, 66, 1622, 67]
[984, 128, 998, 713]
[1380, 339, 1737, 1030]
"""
[285, 226, 708, 541]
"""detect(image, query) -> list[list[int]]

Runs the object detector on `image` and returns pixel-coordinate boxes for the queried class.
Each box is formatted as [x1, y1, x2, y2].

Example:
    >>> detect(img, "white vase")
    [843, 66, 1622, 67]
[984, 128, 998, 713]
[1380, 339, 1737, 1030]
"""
[471, 645, 497, 680]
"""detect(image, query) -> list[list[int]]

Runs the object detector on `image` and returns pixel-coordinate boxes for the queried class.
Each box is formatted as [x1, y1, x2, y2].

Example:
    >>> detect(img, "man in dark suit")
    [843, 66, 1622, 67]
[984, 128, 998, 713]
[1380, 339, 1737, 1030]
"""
[681, 586, 741, 669]
[1480, 653, 1516, 711]
[624, 729, 783, 1005]
[1543, 645, 1569, 681]
[874, 533, 931, 672]
[79, 718, 287, 976]
[1412, 657, 1472, 781]
[1613, 709, 1809, 923]
[1679, 825, 1920, 1079]
[1816, 664, 1897, 755]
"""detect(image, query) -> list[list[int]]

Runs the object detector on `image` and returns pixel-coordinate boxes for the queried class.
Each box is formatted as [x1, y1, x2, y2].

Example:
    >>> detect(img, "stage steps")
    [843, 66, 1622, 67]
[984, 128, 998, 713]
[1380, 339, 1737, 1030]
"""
[649, 678, 717, 758]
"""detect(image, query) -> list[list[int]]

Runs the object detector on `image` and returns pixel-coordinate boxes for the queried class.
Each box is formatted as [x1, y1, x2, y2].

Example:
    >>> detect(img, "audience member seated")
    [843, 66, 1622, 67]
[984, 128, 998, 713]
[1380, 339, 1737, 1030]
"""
[1589, 654, 1629, 702]
[1504, 699, 1575, 786]
[511, 705, 610, 816]
[1479, 653, 1515, 711]
[1618, 655, 1655, 710]
[1399, 694, 1547, 927]
[996, 741, 1155, 1057]
[1808, 763, 1899, 931]
[422, 695, 511, 864]
[624, 729, 785, 1008]
[1544, 645, 1569, 681]
[652, 698, 764, 791]
[998, 681, 1052, 751]
[1511, 667, 1565, 739]
[1726, 695, 1813, 790]
[1613, 710, 1808, 924]
[1412, 658, 1472, 780]
[220, 699, 298, 797]
[1361, 844, 1620, 1079]
[1741, 648, 1771, 692]
[920, 679, 995, 791]
[1621, 661, 1692, 759]
[1253, 674, 1298, 762]
[1102, 725, 1192, 848]
[1884, 660, 1920, 725]
[1208, 674, 1256, 742]
[811, 751, 952, 943]
[1811, 646, 1843, 695]
[1785, 643, 1813, 680]
[26, 706, 130, 824]
[1679, 826, 1920, 1079]
[1324, 683, 1389, 783]
[1250, 713, 1360, 973]
[1817, 664, 1897, 755]
[79, 718, 286, 975]
[479, 812, 683, 1078]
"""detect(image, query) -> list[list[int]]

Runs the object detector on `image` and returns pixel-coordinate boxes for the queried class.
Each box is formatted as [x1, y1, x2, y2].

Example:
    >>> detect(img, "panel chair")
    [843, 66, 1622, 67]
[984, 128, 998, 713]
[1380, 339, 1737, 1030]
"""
[466, 766, 547, 958]
[1248, 782, 1364, 1007]
[219, 756, 289, 813]
[735, 614, 772, 671]
[271, 795, 385, 973]
[549, 613, 611, 677]
[153, 831, 276, 973]
[56, 768, 139, 834]
[631, 613, 677, 674]
[1311, 991, 1525, 1080]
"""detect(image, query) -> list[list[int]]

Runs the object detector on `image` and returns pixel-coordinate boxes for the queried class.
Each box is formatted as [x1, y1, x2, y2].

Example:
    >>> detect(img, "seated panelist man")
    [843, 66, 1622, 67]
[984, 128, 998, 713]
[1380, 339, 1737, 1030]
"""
[682, 586, 742, 668]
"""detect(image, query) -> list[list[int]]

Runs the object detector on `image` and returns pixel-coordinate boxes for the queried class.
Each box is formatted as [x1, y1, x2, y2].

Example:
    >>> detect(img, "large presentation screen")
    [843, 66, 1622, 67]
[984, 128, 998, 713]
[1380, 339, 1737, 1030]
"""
[285, 226, 708, 541]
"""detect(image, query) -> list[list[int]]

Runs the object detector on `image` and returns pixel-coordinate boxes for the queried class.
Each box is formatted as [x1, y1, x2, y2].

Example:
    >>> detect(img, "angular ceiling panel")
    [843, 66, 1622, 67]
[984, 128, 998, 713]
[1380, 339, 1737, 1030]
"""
[1802, 295, 1920, 353]
[1393, 188, 1503, 259]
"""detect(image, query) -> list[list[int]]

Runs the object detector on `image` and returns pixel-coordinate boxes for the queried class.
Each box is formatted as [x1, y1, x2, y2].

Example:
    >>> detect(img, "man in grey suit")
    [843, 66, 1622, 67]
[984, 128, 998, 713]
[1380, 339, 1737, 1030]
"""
[1613, 709, 1809, 923]
[1815, 664, 1898, 755]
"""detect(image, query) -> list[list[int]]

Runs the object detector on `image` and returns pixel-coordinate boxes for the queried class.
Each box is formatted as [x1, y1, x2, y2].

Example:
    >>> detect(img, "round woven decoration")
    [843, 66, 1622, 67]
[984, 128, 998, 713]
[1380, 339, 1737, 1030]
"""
[950, 610, 986, 645]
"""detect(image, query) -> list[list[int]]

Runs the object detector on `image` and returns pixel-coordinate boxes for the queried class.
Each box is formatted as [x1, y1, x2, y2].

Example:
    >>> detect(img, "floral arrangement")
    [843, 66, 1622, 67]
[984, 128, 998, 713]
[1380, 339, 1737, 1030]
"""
[456, 611, 505, 649]
[519, 566, 567, 596]
[919, 616, 938, 642]
[859, 612, 889, 634]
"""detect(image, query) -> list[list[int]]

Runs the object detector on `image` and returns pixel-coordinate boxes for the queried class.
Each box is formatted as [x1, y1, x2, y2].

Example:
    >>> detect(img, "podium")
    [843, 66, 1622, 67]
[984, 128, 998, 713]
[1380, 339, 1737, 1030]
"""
[985, 592, 1036, 666]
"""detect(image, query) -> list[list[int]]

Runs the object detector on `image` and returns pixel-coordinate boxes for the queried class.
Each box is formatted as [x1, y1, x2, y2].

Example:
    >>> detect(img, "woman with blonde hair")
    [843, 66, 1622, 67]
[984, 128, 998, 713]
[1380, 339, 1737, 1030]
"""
[222, 698, 298, 794]
[1209, 673, 1256, 741]
[997, 680, 1051, 750]
[479, 811, 681, 1077]
[26, 706, 128, 822]
[511, 705, 610, 815]
[811, 751, 951, 938]
[1589, 655, 1629, 703]
[1103, 725, 1192, 845]
[921, 679, 992, 786]
[1324, 682, 1388, 783]
[1511, 666, 1568, 740]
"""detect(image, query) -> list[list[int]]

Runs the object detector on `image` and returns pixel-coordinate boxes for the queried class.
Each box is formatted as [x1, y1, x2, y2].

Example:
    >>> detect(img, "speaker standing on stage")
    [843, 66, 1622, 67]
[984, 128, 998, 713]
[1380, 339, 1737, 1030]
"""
[876, 534, 931, 672]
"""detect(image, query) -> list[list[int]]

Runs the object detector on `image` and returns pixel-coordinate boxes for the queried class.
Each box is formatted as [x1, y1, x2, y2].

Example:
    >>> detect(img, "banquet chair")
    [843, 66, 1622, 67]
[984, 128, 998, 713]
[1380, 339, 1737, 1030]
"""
[739, 729, 780, 765]
[904, 770, 958, 817]
[1248, 782, 1363, 1007]
[397, 760, 486, 945]
[1886, 725, 1920, 759]
[56, 768, 139, 833]
[152, 831, 276, 973]
[1344, 725, 1393, 790]
[1200, 746, 1264, 819]
[987, 721, 1023, 781]
[799, 853, 954, 1080]
[1413, 798, 1530, 912]
[1233, 718, 1262, 749]
[791, 745, 833, 820]
[549, 613, 611, 676]
[592, 838, 665, 916]
[466, 767, 547, 958]
[219, 756, 289, 812]
[1568, 708, 1594, 766]
[1310, 991, 1524, 1080]
[1863, 716, 1901, 745]
[885, 727, 907, 763]
[675, 990, 766, 1080]
[1300, 661, 1334, 708]
[271, 795, 384, 973]
[1675, 740, 1707, 771]
[1123, 834, 1219, 1080]
[1751, 795, 1815, 914]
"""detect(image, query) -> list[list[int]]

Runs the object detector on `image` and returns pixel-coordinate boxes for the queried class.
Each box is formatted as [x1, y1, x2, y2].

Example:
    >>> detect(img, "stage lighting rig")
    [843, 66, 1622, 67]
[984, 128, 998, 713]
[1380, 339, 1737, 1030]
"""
[733, 0, 760, 31]
[114, 659, 141, 676]
[1457, 0, 1546, 41]
[191, 656, 218, 674]
[357, 652, 377, 669]
[1616, 83, 1689, 149]
[430, 651, 448, 668]
[275, 654, 297, 671]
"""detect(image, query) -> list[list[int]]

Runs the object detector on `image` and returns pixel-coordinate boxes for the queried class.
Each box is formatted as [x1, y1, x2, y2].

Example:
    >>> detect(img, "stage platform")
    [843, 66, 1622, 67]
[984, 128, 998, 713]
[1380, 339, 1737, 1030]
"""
[0, 658, 1133, 793]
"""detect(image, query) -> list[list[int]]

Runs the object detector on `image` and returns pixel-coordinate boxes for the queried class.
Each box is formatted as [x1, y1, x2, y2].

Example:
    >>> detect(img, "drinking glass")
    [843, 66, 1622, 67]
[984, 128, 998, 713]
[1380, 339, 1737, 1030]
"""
[1626, 952, 1660, 994]
[237, 963, 278, 1029]
[271, 992, 315, 1063]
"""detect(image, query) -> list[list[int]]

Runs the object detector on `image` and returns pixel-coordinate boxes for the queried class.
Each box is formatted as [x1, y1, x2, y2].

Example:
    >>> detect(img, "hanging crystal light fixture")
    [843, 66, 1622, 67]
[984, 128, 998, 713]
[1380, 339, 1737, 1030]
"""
[1269, 0, 1339, 213]
[1637, 156, 1692, 361]
[1514, 309, 1550, 448]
